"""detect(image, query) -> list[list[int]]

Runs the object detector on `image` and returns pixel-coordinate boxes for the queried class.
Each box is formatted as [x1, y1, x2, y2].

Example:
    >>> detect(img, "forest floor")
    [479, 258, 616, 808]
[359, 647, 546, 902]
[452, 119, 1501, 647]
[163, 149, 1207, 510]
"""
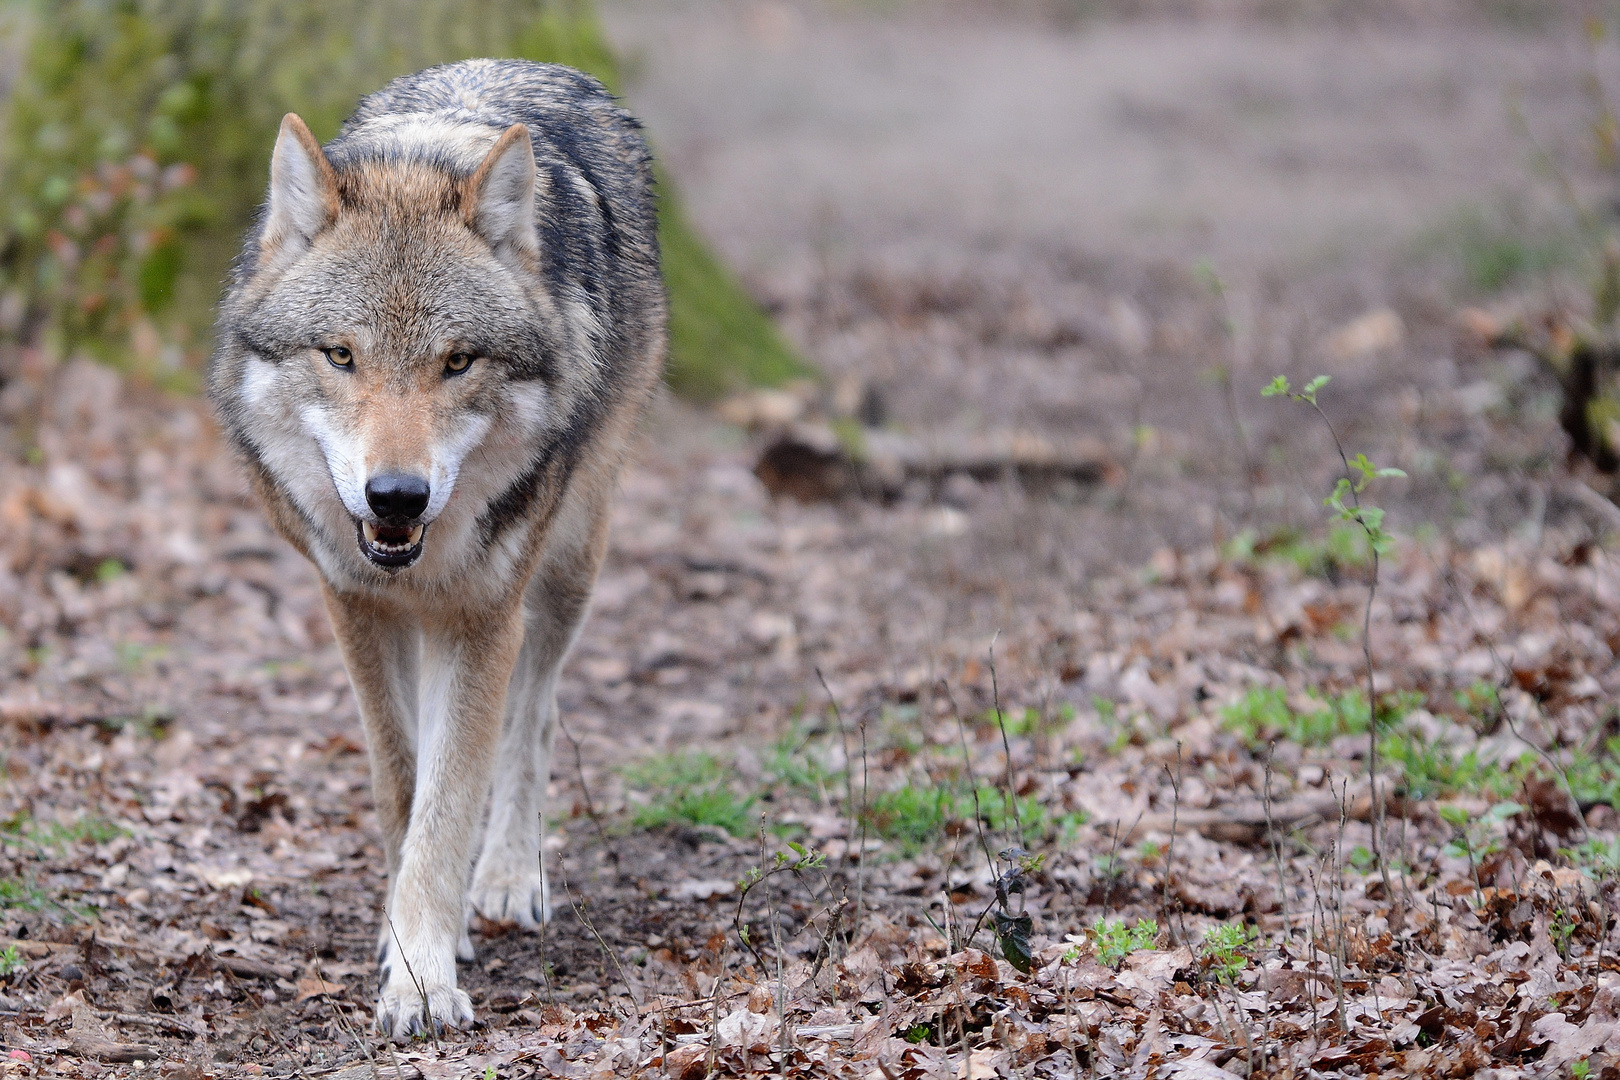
[6, 2, 1620, 1079]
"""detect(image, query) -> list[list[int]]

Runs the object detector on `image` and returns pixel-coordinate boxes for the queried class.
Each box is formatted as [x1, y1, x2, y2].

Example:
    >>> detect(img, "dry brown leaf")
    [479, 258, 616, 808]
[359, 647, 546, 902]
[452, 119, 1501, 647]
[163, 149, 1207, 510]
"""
[294, 974, 345, 1001]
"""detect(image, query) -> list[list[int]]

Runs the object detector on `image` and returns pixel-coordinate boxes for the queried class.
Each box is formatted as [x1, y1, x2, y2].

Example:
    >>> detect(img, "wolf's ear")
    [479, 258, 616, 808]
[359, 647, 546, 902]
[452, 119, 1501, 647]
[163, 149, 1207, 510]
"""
[263, 114, 337, 255]
[464, 124, 538, 262]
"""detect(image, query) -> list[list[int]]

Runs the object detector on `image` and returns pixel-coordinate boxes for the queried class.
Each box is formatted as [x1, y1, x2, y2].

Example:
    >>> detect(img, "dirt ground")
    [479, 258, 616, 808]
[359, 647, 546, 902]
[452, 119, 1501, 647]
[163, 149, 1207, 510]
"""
[5, 2, 1620, 1078]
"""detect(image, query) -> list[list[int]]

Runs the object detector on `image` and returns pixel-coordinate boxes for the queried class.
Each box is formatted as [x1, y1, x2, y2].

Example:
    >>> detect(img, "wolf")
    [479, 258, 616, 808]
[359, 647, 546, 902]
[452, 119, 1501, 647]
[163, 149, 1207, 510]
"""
[209, 59, 664, 1038]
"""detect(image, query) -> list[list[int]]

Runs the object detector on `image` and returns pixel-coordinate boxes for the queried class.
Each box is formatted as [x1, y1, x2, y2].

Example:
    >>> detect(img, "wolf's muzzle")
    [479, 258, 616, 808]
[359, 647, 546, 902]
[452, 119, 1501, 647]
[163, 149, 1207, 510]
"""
[366, 473, 431, 522]
[359, 473, 430, 568]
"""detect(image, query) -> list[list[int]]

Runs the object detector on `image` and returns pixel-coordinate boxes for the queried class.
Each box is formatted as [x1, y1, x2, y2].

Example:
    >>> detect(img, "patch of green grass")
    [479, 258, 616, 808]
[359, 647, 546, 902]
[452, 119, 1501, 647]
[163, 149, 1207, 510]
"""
[763, 726, 841, 794]
[0, 877, 51, 912]
[1223, 525, 1370, 579]
[1222, 687, 1425, 750]
[861, 785, 955, 855]
[1454, 681, 1503, 725]
[1564, 836, 1620, 878]
[1561, 738, 1620, 809]
[1, 812, 126, 852]
[1378, 730, 1512, 800]
[1092, 917, 1158, 968]
[1201, 922, 1257, 984]
[1415, 203, 1579, 294]
[860, 782, 1087, 856]
[984, 703, 1077, 739]
[622, 750, 755, 838]
[1221, 687, 1366, 748]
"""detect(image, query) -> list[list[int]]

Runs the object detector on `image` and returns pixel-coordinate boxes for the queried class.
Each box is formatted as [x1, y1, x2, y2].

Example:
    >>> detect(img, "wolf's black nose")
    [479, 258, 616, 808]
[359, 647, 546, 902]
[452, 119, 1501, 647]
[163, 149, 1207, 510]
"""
[365, 474, 431, 522]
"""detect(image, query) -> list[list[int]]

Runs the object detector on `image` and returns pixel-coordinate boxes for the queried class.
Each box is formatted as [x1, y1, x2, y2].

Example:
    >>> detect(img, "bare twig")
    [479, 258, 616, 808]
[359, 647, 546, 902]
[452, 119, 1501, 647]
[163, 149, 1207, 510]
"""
[384, 914, 437, 1050]
[561, 866, 641, 1019]
[942, 678, 1001, 881]
[316, 957, 378, 1080]
[1162, 746, 1184, 944]
[814, 666, 863, 952]
[1263, 742, 1292, 938]
[854, 717, 871, 943]
[559, 718, 616, 872]
[987, 637, 1024, 851]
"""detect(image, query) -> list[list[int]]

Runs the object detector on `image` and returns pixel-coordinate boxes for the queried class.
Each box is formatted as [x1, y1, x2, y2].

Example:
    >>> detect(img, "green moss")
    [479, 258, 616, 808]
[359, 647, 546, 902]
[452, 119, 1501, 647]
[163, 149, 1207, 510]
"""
[0, 0, 811, 397]
[659, 183, 813, 400]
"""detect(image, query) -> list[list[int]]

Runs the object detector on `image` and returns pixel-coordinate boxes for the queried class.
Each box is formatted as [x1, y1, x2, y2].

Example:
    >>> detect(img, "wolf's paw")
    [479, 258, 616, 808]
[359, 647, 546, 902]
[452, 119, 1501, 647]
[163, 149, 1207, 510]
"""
[468, 867, 550, 930]
[375, 979, 474, 1042]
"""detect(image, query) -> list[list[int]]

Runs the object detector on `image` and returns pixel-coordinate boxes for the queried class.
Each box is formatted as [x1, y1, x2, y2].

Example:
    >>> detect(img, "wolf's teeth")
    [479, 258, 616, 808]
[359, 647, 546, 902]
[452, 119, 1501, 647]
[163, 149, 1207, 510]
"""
[407, 525, 424, 545]
[363, 521, 380, 543]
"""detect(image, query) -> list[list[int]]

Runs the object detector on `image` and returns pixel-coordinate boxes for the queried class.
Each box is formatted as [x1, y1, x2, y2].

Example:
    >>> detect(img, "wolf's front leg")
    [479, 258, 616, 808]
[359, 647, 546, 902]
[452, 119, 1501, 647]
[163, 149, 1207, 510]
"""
[321, 588, 420, 936]
[378, 605, 525, 1040]
[469, 511, 608, 932]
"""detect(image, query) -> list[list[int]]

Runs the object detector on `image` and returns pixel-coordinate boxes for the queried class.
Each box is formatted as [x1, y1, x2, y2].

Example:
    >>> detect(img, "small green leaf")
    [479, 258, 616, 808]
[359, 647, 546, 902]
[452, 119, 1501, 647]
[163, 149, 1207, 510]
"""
[993, 910, 1035, 974]
[1261, 375, 1291, 398]
[1484, 801, 1525, 825]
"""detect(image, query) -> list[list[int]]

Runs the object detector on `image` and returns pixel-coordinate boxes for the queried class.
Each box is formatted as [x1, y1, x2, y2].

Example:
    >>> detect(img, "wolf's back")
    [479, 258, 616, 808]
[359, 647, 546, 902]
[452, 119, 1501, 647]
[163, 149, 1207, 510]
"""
[337, 58, 656, 251]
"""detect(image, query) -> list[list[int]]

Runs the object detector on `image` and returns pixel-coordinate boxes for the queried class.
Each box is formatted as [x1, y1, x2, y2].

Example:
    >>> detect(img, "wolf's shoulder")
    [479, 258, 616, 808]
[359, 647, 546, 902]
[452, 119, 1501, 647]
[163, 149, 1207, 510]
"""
[333, 59, 651, 230]
[341, 59, 637, 148]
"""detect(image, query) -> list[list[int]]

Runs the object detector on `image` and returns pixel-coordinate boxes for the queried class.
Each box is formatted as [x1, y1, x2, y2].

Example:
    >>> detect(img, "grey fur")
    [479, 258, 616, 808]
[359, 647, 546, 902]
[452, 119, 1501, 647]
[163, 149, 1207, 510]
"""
[208, 61, 665, 1040]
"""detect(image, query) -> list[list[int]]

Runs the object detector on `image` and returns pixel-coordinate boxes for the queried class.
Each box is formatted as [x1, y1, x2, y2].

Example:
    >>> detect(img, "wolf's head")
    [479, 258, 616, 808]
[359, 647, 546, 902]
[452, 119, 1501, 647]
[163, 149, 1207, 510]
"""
[214, 114, 593, 582]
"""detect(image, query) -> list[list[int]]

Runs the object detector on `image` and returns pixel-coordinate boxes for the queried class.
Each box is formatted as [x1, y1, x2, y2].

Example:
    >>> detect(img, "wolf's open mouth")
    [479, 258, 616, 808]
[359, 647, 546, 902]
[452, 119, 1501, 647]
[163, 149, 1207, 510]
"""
[357, 520, 426, 568]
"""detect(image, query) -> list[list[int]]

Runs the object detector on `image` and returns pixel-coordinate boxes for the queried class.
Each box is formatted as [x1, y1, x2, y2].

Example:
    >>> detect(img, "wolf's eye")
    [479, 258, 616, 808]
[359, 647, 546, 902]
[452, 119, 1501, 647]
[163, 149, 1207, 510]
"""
[324, 346, 354, 369]
[444, 352, 475, 376]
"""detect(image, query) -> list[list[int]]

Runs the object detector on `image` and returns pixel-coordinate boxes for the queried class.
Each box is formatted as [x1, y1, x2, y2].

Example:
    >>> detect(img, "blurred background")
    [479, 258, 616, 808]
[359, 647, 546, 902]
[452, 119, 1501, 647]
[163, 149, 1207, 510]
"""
[1, 0, 1617, 563]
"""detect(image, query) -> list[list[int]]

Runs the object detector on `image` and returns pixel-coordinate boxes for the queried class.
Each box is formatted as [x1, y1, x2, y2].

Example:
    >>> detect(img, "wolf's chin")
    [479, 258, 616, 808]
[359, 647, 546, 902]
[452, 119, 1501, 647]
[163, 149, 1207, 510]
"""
[356, 519, 427, 569]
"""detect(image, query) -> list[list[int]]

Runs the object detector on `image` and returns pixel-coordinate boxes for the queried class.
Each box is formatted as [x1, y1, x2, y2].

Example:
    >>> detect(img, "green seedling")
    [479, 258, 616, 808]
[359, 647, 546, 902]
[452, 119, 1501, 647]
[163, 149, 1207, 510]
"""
[1379, 730, 1510, 800]
[1563, 836, 1620, 877]
[1550, 908, 1581, 960]
[1091, 918, 1158, 968]
[1201, 922, 1258, 984]
[1441, 801, 1523, 901]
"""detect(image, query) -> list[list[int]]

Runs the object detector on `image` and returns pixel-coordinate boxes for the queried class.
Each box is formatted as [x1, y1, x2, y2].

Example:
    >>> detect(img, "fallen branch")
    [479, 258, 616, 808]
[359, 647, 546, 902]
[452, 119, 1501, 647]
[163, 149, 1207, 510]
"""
[1096, 788, 1411, 846]
[754, 424, 1118, 502]
[69, 1034, 159, 1063]
[0, 938, 294, 980]
[0, 698, 104, 728]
